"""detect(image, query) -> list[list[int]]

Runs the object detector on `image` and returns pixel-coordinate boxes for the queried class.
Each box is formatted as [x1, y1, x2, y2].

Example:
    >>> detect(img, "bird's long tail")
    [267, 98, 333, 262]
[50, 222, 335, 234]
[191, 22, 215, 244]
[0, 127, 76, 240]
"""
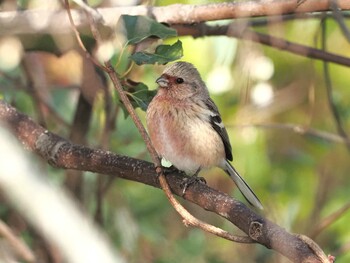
[224, 160, 263, 210]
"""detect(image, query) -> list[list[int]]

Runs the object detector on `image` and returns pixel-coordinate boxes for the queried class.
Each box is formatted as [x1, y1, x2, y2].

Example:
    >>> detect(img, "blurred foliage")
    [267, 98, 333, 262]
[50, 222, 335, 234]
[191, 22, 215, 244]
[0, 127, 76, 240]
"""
[1, 0, 350, 262]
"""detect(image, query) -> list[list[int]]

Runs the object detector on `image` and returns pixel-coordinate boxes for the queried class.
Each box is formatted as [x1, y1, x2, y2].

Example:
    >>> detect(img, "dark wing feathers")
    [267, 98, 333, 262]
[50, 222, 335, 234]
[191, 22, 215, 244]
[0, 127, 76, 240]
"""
[205, 98, 233, 161]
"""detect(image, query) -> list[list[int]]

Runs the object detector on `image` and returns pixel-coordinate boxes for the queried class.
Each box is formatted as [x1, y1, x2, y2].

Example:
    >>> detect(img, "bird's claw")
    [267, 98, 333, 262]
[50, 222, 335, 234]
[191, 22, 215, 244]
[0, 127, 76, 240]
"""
[156, 165, 185, 177]
[180, 176, 207, 196]
[163, 165, 184, 175]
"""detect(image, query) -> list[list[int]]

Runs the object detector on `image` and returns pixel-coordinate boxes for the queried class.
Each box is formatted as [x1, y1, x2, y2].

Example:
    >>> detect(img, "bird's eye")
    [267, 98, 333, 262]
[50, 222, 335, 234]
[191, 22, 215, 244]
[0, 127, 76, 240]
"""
[176, 78, 184, 84]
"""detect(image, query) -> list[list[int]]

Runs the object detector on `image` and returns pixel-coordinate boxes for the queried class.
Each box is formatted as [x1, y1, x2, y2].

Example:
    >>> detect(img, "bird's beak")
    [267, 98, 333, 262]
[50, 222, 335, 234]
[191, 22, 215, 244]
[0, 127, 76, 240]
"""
[156, 76, 169, 88]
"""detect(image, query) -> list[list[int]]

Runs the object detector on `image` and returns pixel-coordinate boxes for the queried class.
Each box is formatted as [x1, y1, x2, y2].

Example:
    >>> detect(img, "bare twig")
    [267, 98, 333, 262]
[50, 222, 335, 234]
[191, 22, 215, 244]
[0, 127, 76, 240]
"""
[95, 90, 118, 223]
[5, 58, 70, 129]
[63, 0, 107, 71]
[333, 240, 350, 259]
[0, 219, 36, 263]
[64, 93, 92, 200]
[95, 72, 116, 224]
[250, 13, 326, 27]
[71, 0, 104, 23]
[157, 173, 253, 243]
[310, 202, 350, 238]
[321, 19, 350, 150]
[250, 12, 350, 27]
[330, 0, 350, 43]
[233, 123, 350, 145]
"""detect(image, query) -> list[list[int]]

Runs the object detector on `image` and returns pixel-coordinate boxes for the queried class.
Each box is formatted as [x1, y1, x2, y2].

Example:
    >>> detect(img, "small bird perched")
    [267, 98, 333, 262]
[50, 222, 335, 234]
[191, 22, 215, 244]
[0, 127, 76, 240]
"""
[146, 61, 263, 209]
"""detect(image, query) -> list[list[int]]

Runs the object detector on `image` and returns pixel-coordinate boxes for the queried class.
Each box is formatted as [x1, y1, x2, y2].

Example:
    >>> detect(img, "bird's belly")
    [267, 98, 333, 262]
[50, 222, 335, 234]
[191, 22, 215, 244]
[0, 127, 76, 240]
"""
[154, 112, 225, 175]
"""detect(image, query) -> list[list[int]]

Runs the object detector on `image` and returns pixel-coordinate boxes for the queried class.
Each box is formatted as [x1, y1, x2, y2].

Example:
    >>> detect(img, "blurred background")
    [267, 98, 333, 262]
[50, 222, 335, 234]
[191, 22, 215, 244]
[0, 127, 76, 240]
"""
[1, 0, 350, 262]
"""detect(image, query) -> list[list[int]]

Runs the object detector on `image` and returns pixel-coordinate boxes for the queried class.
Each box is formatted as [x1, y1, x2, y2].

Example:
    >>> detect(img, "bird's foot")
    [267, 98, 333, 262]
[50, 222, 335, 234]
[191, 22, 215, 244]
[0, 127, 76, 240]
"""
[180, 176, 207, 196]
[163, 165, 185, 175]
[155, 165, 184, 177]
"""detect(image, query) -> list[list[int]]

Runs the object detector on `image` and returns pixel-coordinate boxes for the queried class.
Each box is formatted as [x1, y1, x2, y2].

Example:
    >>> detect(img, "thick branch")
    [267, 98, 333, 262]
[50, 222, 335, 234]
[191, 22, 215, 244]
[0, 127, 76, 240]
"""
[0, 0, 350, 34]
[0, 99, 331, 263]
[2, 2, 350, 69]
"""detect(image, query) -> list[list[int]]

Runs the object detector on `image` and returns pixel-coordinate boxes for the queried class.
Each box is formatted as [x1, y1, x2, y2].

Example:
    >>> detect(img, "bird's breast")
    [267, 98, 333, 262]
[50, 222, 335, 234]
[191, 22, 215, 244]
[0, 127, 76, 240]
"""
[146, 97, 225, 174]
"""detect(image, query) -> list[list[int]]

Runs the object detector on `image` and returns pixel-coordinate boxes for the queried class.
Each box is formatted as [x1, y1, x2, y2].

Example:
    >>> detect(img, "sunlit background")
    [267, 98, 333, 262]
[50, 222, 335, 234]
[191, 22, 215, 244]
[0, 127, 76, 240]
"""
[1, 0, 350, 262]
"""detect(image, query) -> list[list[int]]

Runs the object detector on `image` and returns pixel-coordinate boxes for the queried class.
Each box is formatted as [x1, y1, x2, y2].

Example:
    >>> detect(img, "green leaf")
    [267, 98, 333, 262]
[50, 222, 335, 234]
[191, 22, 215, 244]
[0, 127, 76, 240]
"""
[120, 15, 177, 45]
[130, 40, 183, 65]
[120, 80, 157, 117]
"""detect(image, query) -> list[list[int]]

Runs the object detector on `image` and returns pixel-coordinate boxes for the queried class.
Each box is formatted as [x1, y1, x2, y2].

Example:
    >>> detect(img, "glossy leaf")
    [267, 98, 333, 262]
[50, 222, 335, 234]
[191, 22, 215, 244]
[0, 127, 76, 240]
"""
[130, 40, 183, 65]
[121, 80, 157, 117]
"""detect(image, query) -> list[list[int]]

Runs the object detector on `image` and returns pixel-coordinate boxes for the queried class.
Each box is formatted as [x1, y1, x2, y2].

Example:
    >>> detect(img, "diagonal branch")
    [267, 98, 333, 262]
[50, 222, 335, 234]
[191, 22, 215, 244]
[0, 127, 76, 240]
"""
[0, 99, 332, 263]
[174, 23, 350, 67]
[310, 201, 350, 238]
[0, 219, 36, 263]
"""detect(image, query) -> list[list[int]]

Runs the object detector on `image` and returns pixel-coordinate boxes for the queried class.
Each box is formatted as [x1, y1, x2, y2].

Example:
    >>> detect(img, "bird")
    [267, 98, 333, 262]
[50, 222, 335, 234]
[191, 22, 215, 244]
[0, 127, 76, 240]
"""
[146, 61, 263, 209]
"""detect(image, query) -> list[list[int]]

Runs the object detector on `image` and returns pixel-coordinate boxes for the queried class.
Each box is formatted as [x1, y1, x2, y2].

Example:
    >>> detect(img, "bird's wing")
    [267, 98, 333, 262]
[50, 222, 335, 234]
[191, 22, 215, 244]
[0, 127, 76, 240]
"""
[205, 98, 233, 161]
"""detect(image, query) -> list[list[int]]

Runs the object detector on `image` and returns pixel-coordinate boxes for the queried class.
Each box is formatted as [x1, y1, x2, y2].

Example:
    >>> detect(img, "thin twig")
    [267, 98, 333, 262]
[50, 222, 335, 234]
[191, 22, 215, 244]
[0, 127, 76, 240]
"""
[0, 219, 36, 262]
[157, 174, 254, 243]
[250, 13, 325, 27]
[95, 75, 117, 223]
[71, 0, 104, 23]
[321, 19, 350, 151]
[250, 12, 350, 27]
[333, 239, 350, 258]
[233, 122, 350, 145]
[2, 63, 71, 129]
[310, 201, 350, 238]
[63, 0, 107, 71]
[330, 0, 350, 43]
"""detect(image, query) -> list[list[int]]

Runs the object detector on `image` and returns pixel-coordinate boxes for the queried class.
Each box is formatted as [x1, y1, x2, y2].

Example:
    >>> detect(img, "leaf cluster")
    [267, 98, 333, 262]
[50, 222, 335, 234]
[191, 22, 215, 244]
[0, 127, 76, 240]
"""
[118, 15, 183, 113]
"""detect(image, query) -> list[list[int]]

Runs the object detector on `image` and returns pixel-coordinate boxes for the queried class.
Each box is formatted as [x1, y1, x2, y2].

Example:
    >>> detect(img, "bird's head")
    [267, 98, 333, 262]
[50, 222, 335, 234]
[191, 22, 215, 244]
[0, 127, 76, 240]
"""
[155, 62, 209, 100]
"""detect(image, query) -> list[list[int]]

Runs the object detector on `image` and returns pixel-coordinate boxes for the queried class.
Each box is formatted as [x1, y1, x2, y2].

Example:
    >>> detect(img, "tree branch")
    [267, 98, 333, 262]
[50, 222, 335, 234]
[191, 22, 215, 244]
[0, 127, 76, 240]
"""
[1, 0, 350, 35]
[173, 23, 350, 68]
[0, 99, 333, 263]
[3, 2, 350, 68]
